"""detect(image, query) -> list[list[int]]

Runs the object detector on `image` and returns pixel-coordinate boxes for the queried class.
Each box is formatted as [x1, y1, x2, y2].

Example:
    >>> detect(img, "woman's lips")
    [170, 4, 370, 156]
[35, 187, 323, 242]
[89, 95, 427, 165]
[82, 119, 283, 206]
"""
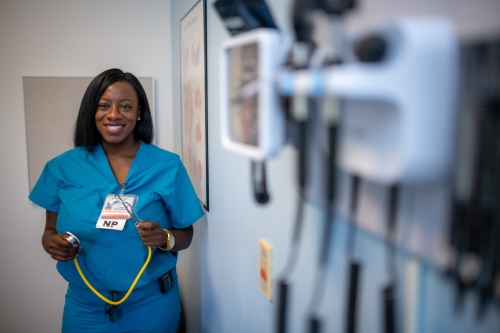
[105, 124, 124, 133]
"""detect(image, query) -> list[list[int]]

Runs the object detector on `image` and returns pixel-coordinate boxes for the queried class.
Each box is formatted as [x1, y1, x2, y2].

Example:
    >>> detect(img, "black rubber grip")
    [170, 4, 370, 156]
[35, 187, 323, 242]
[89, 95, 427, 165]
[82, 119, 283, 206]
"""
[327, 125, 338, 203]
[277, 281, 289, 333]
[383, 284, 395, 333]
[345, 262, 360, 333]
[298, 120, 308, 190]
[251, 161, 270, 204]
[309, 316, 321, 333]
[349, 176, 360, 218]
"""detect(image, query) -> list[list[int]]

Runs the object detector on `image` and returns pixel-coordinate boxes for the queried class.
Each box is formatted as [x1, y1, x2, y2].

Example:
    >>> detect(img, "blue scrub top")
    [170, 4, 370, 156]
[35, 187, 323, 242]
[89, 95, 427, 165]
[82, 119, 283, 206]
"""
[29, 142, 204, 293]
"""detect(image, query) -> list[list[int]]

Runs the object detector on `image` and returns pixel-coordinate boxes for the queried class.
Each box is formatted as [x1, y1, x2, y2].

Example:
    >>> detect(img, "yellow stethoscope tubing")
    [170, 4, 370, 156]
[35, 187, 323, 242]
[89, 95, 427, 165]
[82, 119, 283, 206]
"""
[72, 195, 151, 305]
[73, 246, 152, 306]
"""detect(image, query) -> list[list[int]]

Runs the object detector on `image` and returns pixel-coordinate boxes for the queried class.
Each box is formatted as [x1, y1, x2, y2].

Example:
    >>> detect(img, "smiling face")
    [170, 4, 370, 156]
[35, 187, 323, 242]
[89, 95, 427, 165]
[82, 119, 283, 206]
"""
[95, 81, 141, 148]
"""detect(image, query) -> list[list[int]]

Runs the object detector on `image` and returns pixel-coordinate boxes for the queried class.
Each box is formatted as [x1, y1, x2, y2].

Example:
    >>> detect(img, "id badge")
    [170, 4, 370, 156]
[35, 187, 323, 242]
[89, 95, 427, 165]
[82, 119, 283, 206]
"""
[96, 194, 138, 231]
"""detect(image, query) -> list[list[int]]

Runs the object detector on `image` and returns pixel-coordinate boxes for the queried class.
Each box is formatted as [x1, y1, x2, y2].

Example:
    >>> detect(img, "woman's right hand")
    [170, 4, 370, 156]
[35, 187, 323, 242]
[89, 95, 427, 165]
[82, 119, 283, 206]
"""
[42, 210, 81, 261]
[45, 232, 81, 262]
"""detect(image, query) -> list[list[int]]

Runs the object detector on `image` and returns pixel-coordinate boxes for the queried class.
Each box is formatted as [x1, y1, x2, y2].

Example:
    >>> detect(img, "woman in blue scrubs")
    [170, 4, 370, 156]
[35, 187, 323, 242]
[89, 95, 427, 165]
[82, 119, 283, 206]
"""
[29, 68, 204, 333]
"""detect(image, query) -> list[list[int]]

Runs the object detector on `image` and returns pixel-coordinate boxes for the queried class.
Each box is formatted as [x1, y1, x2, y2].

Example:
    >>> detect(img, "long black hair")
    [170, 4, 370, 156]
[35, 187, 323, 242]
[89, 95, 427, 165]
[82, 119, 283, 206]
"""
[73, 68, 154, 151]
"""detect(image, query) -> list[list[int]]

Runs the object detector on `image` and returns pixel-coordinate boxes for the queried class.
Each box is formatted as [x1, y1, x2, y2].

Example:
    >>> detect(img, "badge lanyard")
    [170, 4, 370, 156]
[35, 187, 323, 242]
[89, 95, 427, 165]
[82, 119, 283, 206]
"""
[66, 194, 152, 306]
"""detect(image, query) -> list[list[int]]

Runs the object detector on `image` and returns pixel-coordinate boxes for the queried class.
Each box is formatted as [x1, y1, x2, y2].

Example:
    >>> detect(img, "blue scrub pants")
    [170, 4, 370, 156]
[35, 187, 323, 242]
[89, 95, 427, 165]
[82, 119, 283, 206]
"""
[62, 280, 181, 333]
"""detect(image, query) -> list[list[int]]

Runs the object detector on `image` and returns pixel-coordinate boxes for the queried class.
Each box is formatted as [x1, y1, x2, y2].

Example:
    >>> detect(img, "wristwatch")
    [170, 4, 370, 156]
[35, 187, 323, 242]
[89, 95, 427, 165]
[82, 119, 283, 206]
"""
[159, 229, 175, 251]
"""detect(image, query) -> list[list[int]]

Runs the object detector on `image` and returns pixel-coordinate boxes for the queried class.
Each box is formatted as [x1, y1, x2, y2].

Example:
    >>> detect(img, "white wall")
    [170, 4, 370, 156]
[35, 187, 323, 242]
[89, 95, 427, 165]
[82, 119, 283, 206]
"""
[0, 1, 173, 332]
[172, 0, 500, 333]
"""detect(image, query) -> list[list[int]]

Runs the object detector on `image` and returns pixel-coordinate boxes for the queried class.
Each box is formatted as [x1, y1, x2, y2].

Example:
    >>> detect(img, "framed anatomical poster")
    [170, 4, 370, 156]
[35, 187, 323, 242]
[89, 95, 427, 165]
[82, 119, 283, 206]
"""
[180, 0, 208, 210]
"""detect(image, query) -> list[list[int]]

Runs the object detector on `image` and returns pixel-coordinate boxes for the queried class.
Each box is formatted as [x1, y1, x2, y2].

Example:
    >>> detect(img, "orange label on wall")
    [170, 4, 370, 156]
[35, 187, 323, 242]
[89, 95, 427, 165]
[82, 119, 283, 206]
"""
[259, 238, 272, 301]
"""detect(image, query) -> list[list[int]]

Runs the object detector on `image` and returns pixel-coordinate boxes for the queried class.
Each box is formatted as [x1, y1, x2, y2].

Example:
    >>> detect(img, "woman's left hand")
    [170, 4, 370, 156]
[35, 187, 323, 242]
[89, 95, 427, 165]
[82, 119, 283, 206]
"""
[137, 221, 166, 248]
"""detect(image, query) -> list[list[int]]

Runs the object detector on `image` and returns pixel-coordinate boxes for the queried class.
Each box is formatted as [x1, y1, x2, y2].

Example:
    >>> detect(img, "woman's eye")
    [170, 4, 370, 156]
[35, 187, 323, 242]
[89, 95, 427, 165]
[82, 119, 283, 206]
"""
[120, 104, 132, 110]
[98, 103, 109, 110]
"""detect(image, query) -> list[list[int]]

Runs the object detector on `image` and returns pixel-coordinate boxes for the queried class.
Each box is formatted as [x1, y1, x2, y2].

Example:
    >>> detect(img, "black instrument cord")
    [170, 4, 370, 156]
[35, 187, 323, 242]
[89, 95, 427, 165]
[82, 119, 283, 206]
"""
[252, 160, 270, 204]
[307, 123, 338, 333]
[344, 175, 361, 333]
[275, 10, 313, 328]
[276, 118, 308, 333]
[276, 192, 305, 333]
[382, 185, 399, 333]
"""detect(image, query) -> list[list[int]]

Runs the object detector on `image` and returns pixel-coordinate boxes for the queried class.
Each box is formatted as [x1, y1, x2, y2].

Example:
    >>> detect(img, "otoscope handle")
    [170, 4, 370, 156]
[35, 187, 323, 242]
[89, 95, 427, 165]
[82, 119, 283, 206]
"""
[309, 317, 321, 333]
[297, 120, 308, 190]
[383, 284, 396, 333]
[317, 0, 356, 15]
[213, 0, 260, 35]
[243, 0, 278, 29]
[252, 161, 270, 204]
[327, 125, 338, 203]
[277, 281, 289, 333]
[345, 262, 360, 333]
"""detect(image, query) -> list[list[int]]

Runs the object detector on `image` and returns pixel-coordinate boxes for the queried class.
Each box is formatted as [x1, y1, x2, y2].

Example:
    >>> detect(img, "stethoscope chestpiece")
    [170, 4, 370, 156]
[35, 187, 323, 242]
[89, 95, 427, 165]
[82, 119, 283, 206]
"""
[65, 232, 81, 247]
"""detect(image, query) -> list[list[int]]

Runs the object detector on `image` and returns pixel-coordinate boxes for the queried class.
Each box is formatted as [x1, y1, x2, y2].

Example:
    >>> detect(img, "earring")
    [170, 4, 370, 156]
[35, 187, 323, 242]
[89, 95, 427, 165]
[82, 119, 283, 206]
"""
[137, 117, 141, 121]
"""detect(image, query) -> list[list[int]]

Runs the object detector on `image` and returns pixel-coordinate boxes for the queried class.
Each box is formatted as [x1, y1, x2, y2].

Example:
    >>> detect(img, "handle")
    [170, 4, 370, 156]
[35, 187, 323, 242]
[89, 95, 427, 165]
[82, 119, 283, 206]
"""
[345, 262, 361, 333]
[383, 284, 396, 333]
[309, 316, 321, 333]
[276, 281, 289, 333]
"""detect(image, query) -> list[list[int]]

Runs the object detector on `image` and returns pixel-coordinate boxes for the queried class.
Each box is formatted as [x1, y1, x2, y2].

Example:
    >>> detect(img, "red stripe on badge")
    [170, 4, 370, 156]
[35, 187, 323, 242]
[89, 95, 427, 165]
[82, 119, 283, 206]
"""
[100, 213, 130, 219]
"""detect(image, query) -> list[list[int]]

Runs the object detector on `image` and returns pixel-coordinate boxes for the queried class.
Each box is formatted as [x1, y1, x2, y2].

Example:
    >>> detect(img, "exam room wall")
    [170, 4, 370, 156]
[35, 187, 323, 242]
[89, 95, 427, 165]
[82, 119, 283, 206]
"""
[0, 1, 174, 331]
[171, 0, 500, 333]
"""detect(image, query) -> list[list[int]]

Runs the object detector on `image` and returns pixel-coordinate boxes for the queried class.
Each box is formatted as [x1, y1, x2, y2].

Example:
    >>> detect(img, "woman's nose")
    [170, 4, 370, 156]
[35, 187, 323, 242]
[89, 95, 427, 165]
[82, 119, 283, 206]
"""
[106, 104, 121, 119]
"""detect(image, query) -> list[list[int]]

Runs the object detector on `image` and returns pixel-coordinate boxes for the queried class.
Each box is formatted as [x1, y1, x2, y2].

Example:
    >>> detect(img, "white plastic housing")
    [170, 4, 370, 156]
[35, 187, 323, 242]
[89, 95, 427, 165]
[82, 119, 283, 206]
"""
[279, 18, 459, 184]
[220, 28, 285, 161]
[334, 19, 458, 184]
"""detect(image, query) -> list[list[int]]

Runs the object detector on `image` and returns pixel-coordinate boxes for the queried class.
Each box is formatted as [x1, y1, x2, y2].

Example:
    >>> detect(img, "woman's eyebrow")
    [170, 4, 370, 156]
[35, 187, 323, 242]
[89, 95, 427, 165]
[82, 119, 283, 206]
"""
[98, 97, 135, 103]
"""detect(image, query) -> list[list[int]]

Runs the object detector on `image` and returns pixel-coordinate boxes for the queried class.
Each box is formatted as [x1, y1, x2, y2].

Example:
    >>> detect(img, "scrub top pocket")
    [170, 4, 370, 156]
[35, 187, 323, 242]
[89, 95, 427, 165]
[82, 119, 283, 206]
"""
[135, 192, 167, 226]
[57, 186, 103, 234]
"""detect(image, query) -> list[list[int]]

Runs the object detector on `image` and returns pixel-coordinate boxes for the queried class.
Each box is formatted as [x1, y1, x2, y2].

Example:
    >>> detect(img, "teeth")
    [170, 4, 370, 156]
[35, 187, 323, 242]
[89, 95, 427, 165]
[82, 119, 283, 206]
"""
[107, 125, 123, 131]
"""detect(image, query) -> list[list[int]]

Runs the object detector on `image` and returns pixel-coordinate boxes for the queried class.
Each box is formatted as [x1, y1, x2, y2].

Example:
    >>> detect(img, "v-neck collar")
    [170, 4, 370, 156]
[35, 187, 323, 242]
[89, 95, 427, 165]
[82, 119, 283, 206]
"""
[92, 141, 149, 193]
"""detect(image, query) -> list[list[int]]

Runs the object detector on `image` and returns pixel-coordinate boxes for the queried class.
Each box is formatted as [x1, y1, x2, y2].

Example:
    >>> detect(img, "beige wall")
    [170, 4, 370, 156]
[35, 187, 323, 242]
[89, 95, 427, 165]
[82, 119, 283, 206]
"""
[0, 1, 172, 331]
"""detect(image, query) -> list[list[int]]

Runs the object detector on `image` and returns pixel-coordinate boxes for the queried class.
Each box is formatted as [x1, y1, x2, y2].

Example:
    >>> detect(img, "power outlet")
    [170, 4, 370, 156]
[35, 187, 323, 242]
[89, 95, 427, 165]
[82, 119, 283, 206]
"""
[259, 238, 272, 300]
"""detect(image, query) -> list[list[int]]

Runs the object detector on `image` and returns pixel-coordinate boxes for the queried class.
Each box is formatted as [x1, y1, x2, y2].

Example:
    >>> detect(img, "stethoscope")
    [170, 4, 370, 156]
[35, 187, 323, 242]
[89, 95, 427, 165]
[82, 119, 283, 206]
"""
[64, 195, 152, 306]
